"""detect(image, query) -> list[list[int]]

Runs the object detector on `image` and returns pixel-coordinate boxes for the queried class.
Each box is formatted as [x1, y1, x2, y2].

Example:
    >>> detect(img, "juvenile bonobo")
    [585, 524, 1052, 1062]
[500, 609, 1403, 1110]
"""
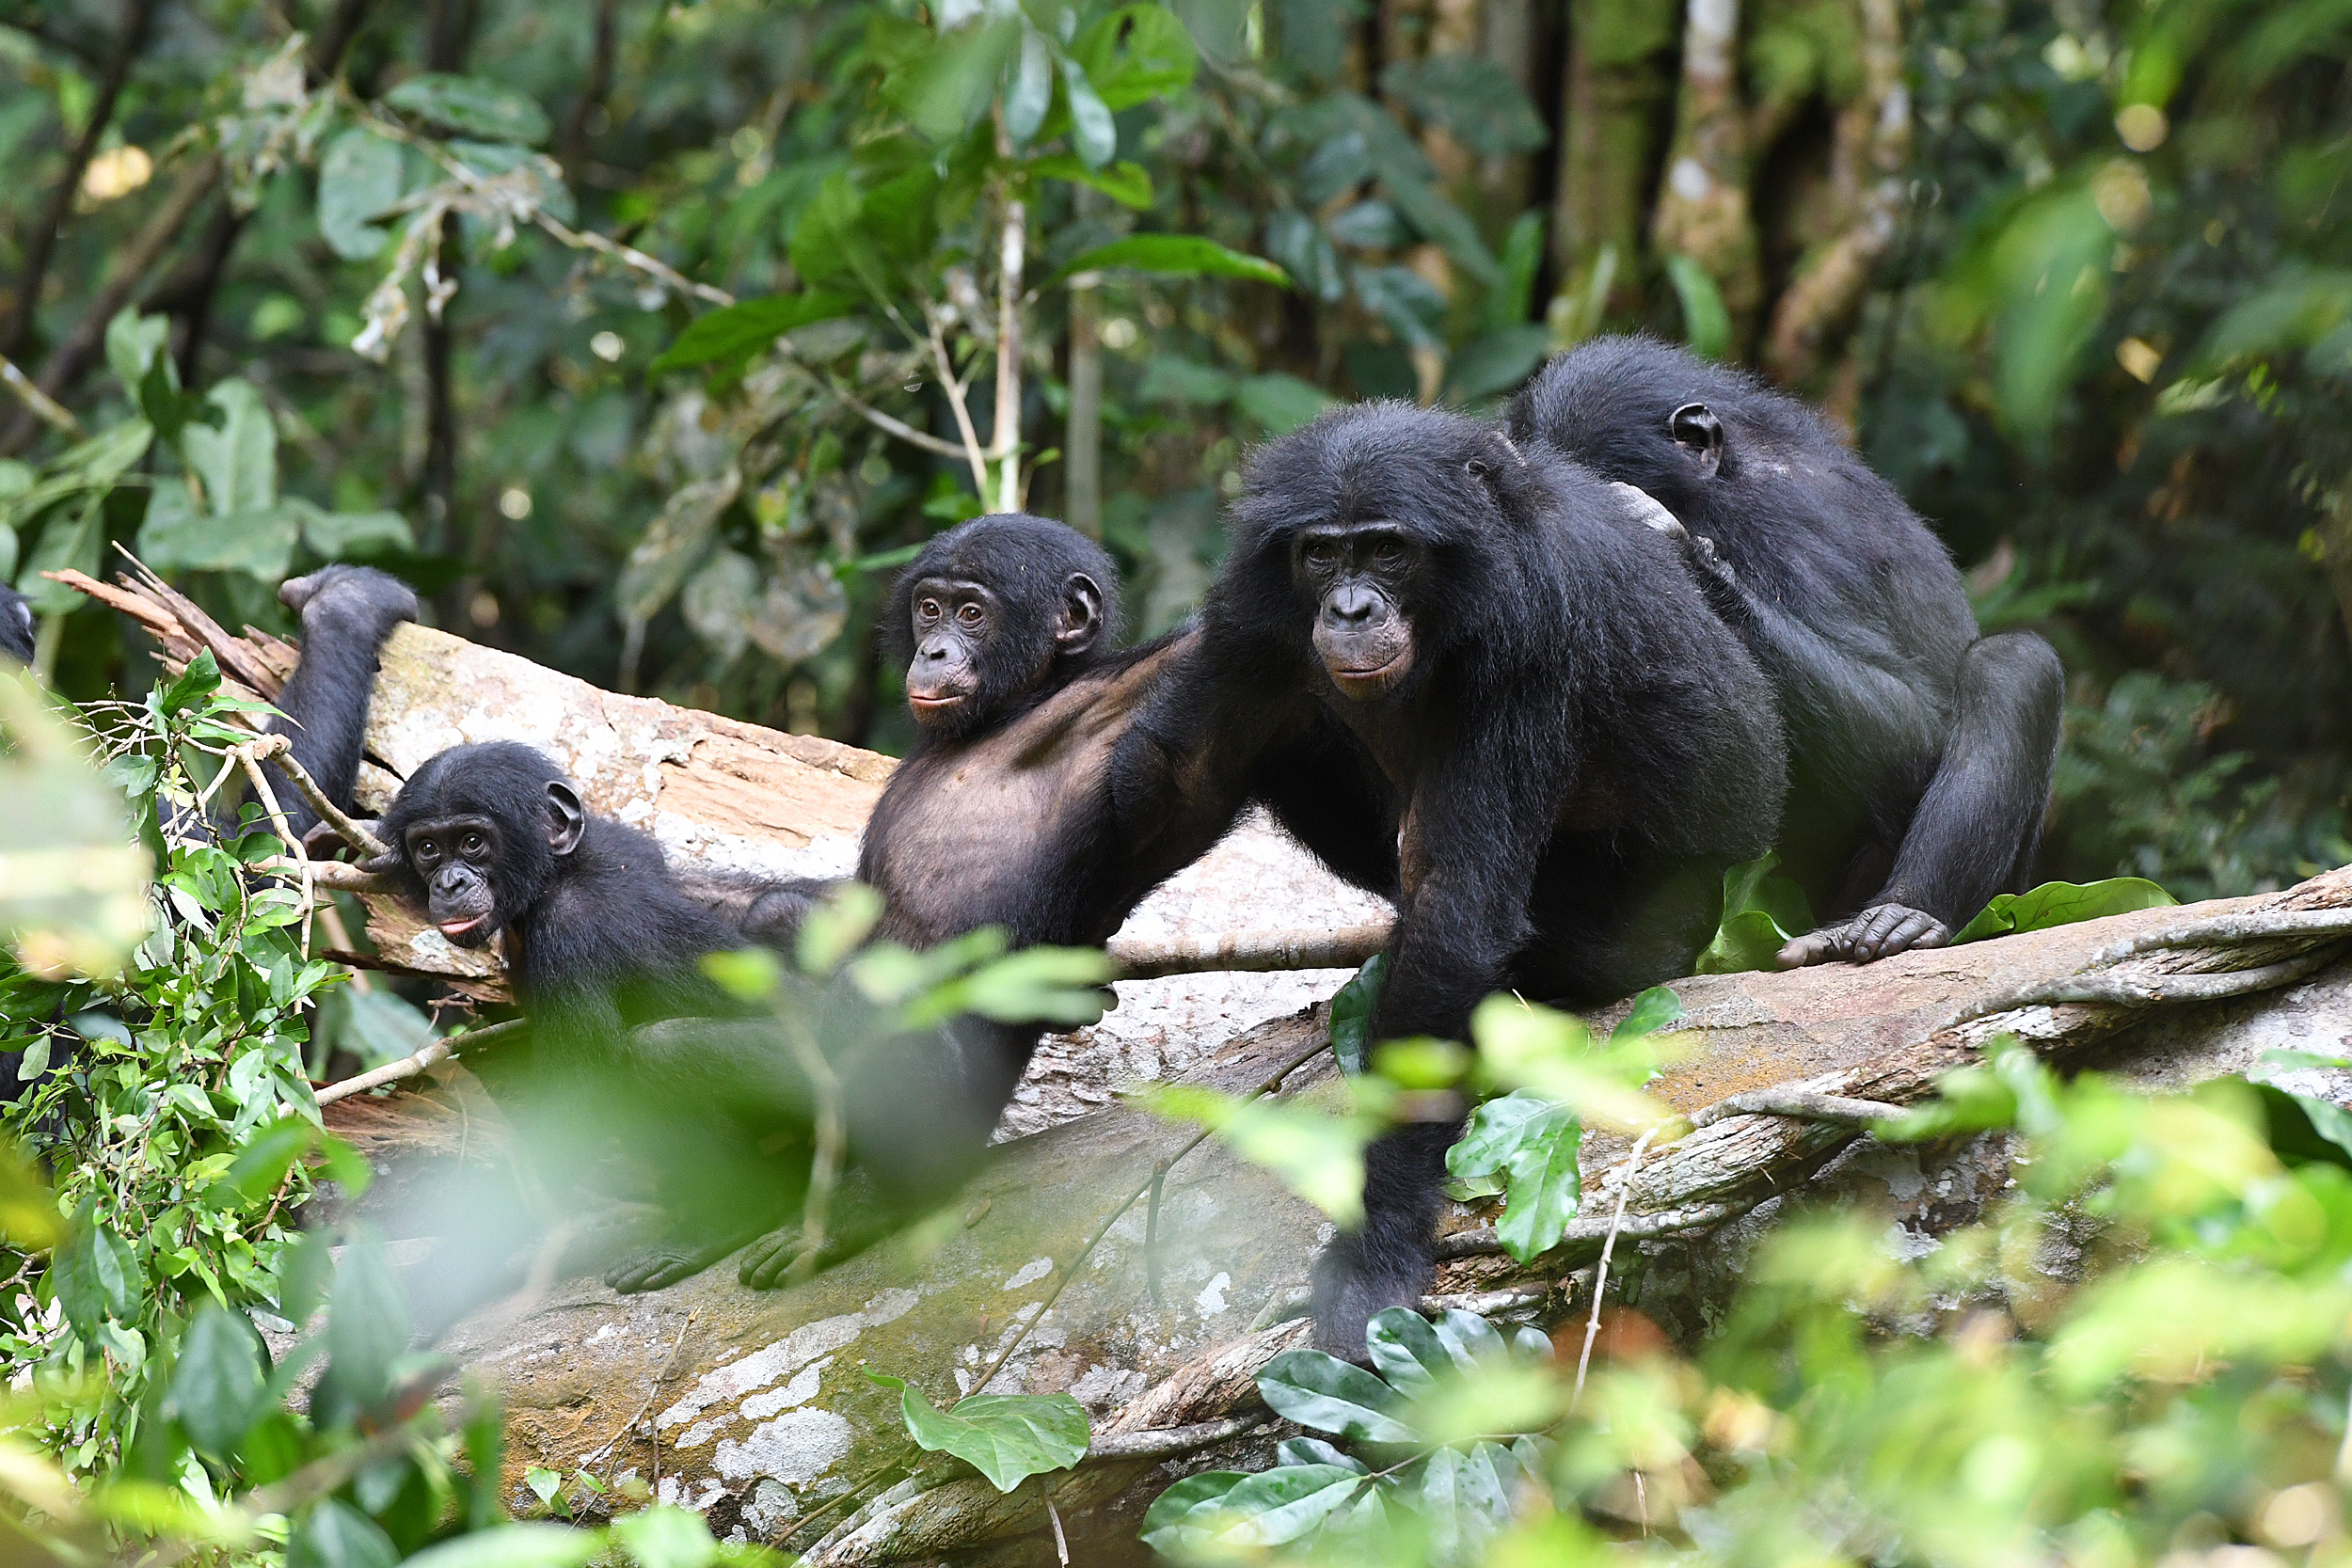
[257, 565, 419, 840]
[728, 513, 1228, 1288]
[1507, 337, 2064, 965]
[1120, 404, 1788, 1355]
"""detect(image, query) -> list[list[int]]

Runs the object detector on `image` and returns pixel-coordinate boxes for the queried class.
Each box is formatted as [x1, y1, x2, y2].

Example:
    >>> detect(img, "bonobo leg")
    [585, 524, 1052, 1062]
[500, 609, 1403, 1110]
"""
[608, 1214, 785, 1293]
[1779, 631, 2064, 967]
[736, 1170, 916, 1289]
[1310, 1119, 1456, 1359]
[263, 565, 418, 837]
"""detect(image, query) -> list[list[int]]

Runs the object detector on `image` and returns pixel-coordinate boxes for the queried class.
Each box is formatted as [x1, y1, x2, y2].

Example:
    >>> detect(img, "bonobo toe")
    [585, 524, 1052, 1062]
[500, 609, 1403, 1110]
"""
[607, 1246, 706, 1294]
[737, 1229, 803, 1291]
[1783, 906, 1951, 967]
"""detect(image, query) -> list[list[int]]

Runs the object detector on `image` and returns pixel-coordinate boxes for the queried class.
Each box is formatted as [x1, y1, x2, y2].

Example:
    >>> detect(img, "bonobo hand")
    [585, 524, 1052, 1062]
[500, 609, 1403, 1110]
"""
[1309, 1231, 1431, 1364]
[279, 563, 420, 628]
[1774, 903, 1951, 968]
[737, 1226, 804, 1291]
[1605, 482, 1737, 590]
[607, 1239, 731, 1294]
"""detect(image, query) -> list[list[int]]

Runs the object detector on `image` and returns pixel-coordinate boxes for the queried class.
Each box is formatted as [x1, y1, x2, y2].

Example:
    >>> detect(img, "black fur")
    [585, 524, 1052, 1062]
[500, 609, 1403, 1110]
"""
[260, 566, 418, 839]
[1121, 402, 1788, 1355]
[1506, 337, 2064, 958]
[0, 585, 36, 666]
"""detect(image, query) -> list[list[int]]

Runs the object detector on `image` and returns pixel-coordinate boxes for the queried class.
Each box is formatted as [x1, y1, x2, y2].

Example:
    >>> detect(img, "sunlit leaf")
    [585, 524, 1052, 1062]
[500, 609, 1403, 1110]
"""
[1663, 254, 1732, 360]
[1951, 877, 2177, 943]
[1054, 234, 1288, 287]
[384, 73, 551, 145]
[1257, 1349, 1419, 1442]
[885, 1379, 1089, 1492]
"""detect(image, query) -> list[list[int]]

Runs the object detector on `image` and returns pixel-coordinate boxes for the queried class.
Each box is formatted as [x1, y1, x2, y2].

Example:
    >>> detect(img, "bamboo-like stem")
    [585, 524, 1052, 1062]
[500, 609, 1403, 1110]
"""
[1064, 272, 1102, 537]
[992, 187, 1025, 514]
[314, 1018, 525, 1104]
[929, 311, 993, 497]
[0, 353, 83, 436]
[1107, 922, 1392, 979]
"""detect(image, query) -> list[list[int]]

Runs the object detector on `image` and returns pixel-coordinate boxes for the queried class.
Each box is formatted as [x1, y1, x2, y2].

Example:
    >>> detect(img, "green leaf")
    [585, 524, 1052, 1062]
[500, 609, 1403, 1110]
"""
[1136, 356, 1236, 405]
[0, 1138, 59, 1250]
[1139, 1470, 1248, 1552]
[1025, 154, 1152, 210]
[1202, 1464, 1369, 1544]
[1140, 1084, 1372, 1223]
[383, 73, 551, 146]
[1951, 878, 2178, 943]
[1664, 254, 1732, 360]
[893, 19, 1021, 143]
[16, 495, 105, 612]
[215, 1117, 318, 1209]
[1233, 372, 1334, 435]
[1073, 5, 1200, 109]
[1006, 27, 1054, 144]
[182, 380, 278, 515]
[1695, 852, 1816, 975]
[1256, 1348, 1419, 1443]
[173, 1301, 267, 1453]
[399, 1525, 607, 1568]
[1448, 1090, 1557, 1183]
[1054, 234, 1288, 288]
[318, 129, 406, 261]
[649, 292, 855, 375]
[1365, 1306, 1458, 1394]
[612, 1505, 718, 1568]
[105, 309, 172, 404]
[139, 489, 301, 581]
[51, 1213, 139, 1335]
[895, 1385, 1090, 1492]
[1328, 952, 1388, 1075]
[289, 1500, 398, 1568]
[1061, 58, 1117, 169]
[294, 500, 414, 559]
[326, 1230, 410, 1406]
[1495, 1109, 1581, 1262]
[1445, 325, 1550, 404]
[1610, 986, 1684, 1042]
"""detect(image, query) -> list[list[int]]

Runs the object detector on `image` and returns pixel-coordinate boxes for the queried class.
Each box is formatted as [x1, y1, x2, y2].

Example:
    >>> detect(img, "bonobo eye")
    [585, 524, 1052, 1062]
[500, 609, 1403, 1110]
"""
[1373, 540, 1406, 568]
[915, 597, 941, 623]
[1302, 541, 1339, 571]
[460, 831, 485, 857]
[956, 602, 985, 627]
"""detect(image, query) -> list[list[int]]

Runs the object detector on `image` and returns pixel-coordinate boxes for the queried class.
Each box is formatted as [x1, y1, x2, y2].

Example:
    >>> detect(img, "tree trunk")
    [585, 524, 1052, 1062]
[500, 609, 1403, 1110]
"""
[1651, 0, 1764, 346]
[1549, 0, 1677, 317]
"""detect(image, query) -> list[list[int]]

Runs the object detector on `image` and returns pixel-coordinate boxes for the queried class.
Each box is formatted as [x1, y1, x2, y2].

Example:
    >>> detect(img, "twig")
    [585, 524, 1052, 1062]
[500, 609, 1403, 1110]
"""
[831, 386, 974, 462]
[256, 857, 387, 894]
[0, 353, 82, 436]
[238, 744, 315, 953]
[244, 733, 390, 858]
[314, 1018, 525, 1104]
[1574, 1125, 1659, 1407]
[1691, 1087, 1902, 1129]
[991, 176, 1025, 513]
[1109, 923, 1392, 980]
[1434, 1197, 1747, 1261]
[582, 1311, 697, 1474]
[1080, 1414, 1263, 1463]
[927, 310, 992, 497]
[1041, 1481, 1069, 1568]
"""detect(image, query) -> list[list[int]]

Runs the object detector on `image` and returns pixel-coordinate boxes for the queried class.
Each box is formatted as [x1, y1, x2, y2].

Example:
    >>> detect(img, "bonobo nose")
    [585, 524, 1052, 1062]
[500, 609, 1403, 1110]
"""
[1327, 585, 1377, 624]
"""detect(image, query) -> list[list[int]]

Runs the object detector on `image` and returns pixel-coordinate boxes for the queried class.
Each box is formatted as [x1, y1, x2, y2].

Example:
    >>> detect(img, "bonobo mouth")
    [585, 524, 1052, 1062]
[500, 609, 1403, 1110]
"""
[435, 913, 493, 945]
[1327, 648, 1413, 700]
[906, 686, 974, 723]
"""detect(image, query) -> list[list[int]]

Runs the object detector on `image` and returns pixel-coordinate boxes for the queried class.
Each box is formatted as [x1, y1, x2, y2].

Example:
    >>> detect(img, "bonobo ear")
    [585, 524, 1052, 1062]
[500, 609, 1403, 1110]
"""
[1668, 402, 1724, 478]
[545, 779, 586, 856]
[1054, 571, 1105, 656]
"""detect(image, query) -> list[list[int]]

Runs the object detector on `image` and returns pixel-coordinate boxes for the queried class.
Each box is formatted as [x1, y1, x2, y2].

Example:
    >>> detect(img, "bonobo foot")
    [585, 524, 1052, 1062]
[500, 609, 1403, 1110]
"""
[279, 563, 419, 627]
[607, 1237, 737, 1294]
[1309, 1231, 1431, 1364]
[1775, 903, 1951, 968]
[737, 1226, 809, 1291]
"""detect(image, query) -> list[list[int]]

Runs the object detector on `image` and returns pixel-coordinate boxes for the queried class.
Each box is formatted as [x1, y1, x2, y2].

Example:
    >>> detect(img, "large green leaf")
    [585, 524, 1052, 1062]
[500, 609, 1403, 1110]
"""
[288, 1500, 398, 1568]
[1695, 852, 1816, 974]
[1328, 951, 1388, 1075]
[1025, 153, 1152, 209]
[1951, 878, 2178, 943]
[50, 1212, 140, 1336]
[1205, 1464, 1369, 1544]
[1073, 5, 1199, 109]
[1138, 1470, 1249, 1553]
[1446, 1090, 1581, 1260]
[648, 292, 854, 374]
[1234, 372, 1333, 435]
[1610, 985, 1685, 1042]
[611, 1504, 718, 1568]
[383, 73, 550, 146]
[1257, 1348, 1419, 1442]
[879, 1378, 1090, 1493]
[173, 1301, 267, 1454]
[317, 129, 406, 261]
[1061, 58, 1118, 169]
[139, 489, 301, 582]
[182, 380, 278, 515]
[293, 499, 414, 559]
[1005, 27, 1054, 143]
[1054, 234, 1288, 287]
[891, 18, 1020, 143]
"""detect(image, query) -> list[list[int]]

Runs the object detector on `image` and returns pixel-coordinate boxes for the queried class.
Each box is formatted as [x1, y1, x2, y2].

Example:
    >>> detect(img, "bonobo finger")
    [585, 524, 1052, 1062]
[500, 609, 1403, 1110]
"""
[278, 570, 328, 613]
[300, 818, 364, 860]
[607, 1250, 691, 1293]
[738, 1233, 800, 1291]
[1774, 931, 1840, 969]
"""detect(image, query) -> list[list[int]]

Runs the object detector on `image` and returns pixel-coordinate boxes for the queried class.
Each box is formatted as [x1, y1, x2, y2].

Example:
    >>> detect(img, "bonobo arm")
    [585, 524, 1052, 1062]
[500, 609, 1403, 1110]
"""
[262, 566, 418, 836]
[1311, 738, 1558, 1360]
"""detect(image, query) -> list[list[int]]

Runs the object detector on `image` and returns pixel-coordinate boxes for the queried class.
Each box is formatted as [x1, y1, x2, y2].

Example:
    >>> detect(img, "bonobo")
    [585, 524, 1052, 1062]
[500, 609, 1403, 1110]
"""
[1120, 404, 1788, 1355]
[256, 566, 419, 839]
[0, 586, 35, 666]
[1507, 337, 2064, 964]
[728, 513, 1227, 1288]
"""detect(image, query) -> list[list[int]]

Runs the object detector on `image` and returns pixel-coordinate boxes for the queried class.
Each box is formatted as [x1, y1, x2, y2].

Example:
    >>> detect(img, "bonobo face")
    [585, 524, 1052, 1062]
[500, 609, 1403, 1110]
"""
[405, 816, 503, 944]
[904, 576, 997, 728]
[1295, 524, 1424, 702]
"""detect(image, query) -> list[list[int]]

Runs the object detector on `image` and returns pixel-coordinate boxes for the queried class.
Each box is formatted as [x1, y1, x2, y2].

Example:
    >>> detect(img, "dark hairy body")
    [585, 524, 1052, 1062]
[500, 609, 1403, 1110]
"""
[1117, 404, 1788, 1354]
[0, 585, 33, 666]
[1507, 337, 2064, 963]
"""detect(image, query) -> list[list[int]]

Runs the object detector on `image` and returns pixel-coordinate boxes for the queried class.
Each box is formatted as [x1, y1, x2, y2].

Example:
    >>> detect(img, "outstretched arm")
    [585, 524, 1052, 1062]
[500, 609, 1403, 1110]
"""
[261, 566, 418, 836]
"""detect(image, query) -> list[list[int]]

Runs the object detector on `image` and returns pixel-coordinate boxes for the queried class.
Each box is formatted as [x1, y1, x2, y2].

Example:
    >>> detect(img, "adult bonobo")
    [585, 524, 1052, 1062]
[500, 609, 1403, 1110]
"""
[1507, 336, 2064, 965]
[0, 586, 33, 666]
[1120, 404, 1788, 1355]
